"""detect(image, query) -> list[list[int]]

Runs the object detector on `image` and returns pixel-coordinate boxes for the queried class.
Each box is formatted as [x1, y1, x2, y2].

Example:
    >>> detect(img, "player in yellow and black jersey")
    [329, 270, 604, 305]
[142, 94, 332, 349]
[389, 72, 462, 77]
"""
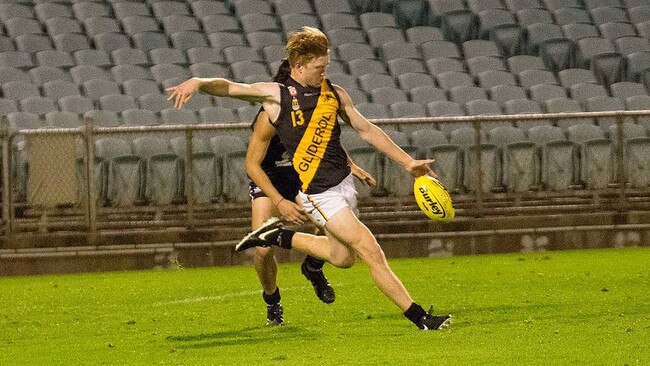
[167, 27, 451, 330]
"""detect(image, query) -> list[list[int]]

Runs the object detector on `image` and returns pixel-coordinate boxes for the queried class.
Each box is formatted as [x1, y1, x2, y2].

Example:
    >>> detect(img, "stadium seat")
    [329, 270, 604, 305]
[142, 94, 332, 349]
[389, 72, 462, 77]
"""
[84, 110, 122, 127]
[199, 106, 238, 124]
[569, 82, 609, 103]
[504, 98, 552, 129]
[450, 85, 487, 105]
[15, 34, 53, 54]
[187, 47, 225, 65]
[133, 136, 183, 205]
[94, 137, 144, 206]
[45, 17, 83, 37]
[558, 68, 598, 88]
[528, 124, 577, 190]
[150, 48, 188, 65]
[43, 80, 80, 101]
[543, 97, 591, 130]
[450, 127, 501, 192]
[45, 111, 82, 128]
[113, 2, 151, 18]
[321, 12, 361, 31]
[122, 109, 160, 126]
[20, 96, 58, 116]
[427, 100, 468, 134]
[169, 135, 221, 204]
[409, 85, 448, 105]
[410, 128, 450, 159]
[59, 95, 94, 114]
[477, 70, 517, 89]
[426, 57, 465, 75]
[615, 37, 650, 57]
[405, 26, 445, 45]
[112, 48, 151, 67]
[529, 83, 568, 103]
[35, 3, 74, 21]
[139, 93, 174, 113]
[348, 58, 388, 76]
[465, 99, 507, 131]
[355, 102, 390, 119]
[72, 2, 110, 21]
[440, 9, 480, 43]
[518, 70, 558, 90]
[585, 96, 629, 128]
[121, 16, 161, 35]
[436, 71, 474, 91]
[232, 0, 273, 16]
[489, 84, 528, 104]
[488, 125, 538, 192]
[74, 49, 112, 68]
[625, 94, 650, 129]
[370, 87, 408, 105]
[132, 32, 170, 52]
[98, 94, 138, 113]
[466, 56, 506, 77]
[209, 135, 249, 202]
[2, 81, 40, 101]
[82, 79, 121, 101]
[161, 15, 201, 35]
[111, 65, 154, 83]
[610, 82, 648, 100]
[567, 123, 615, 188]
[398, 73, 436, 90]
[170, 30, 210, 51]
[151, 1, 191, 18]
[507, 55, 547, 76]
[420, 40, 462, 60]
[356, 73, 394, 93]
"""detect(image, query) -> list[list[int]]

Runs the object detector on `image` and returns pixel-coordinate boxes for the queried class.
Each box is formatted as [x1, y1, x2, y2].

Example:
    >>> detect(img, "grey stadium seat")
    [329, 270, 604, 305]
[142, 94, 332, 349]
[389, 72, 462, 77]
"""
[43, 80, 80, 101]
[487, 125, 538, 192]
[544, 97, 591, 130]
[59, 95, 94, 114]
[98, 94, 138, 113]
[133, 135, 184, 205]
[527, 124, 577, 190]
[504, 98, 552, 129]
[82, 79, 121, 101]
[94, 137, 143, 207]
[567, 123, 615, 188]
[122, 109, 160, 126]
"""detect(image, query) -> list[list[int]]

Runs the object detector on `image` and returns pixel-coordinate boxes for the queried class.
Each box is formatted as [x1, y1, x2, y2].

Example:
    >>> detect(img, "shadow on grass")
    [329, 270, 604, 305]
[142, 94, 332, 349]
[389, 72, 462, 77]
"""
[166, 325, 322, 349]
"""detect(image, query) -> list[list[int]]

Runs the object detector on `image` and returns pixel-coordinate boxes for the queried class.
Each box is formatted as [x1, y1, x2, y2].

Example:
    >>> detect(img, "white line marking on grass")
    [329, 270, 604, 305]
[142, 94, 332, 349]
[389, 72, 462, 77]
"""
[153, 283, 350, 307]
[153, 290, 261, 306]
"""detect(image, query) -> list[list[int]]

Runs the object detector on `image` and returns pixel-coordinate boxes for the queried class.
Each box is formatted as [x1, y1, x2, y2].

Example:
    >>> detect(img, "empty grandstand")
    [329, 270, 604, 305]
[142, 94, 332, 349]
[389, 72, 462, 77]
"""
[0, 0, 648, 275]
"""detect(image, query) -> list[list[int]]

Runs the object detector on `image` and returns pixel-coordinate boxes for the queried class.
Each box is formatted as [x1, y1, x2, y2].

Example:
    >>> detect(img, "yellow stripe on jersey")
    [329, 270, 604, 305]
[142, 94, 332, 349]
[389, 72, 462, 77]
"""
[292, 81, 340, 192]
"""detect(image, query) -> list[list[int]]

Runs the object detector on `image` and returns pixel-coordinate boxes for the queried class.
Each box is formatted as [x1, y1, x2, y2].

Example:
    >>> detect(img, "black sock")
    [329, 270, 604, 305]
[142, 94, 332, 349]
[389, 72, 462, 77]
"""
[276, 229, 295, 249]
[262, 287, 281, 305]
[304, 255, 325, 271]
[403, 302, 427, 326]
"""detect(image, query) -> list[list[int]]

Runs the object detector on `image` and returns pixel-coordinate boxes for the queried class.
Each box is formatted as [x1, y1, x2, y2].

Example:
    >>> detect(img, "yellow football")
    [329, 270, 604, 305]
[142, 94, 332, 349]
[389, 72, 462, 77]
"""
[413, 175, 455, 222]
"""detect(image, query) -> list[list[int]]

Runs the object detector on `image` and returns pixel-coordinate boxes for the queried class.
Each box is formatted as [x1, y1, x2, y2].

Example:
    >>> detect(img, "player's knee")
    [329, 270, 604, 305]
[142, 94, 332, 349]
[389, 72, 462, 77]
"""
[330, 252, 356, 269]
[356, 241, 386, 265]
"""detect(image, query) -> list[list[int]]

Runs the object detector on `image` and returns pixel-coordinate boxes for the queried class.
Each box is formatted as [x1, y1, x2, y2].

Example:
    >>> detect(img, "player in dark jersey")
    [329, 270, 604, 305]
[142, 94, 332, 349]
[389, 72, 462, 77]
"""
[248, 60, 376, 325]
[167, 27, 451, 330]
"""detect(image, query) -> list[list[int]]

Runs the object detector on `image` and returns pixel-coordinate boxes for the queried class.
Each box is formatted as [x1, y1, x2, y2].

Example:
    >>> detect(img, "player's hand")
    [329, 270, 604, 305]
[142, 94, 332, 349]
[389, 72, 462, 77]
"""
[406, 159, 439, 179]
[350, 162, 377, 186]
[165, 78, 201, 109]
[277, 199, 309, 225]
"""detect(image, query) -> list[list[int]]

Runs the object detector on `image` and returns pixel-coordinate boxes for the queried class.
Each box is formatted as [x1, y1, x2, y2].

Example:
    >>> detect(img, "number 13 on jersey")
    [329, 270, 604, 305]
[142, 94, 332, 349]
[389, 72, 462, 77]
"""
[291, 110, 305, 127]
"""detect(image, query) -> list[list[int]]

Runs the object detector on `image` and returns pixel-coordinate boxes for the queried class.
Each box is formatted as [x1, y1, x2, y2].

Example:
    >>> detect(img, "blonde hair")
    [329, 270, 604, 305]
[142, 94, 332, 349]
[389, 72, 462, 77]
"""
[285, 26, 330, 68]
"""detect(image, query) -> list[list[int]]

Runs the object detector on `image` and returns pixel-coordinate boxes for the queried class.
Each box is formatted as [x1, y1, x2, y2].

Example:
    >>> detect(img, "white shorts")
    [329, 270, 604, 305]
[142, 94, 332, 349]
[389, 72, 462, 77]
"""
[298, 174, 358, 227]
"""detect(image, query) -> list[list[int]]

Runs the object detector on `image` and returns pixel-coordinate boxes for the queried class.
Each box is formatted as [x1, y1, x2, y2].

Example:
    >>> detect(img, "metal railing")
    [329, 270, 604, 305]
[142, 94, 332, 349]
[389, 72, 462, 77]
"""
[1, 109, 649, 242]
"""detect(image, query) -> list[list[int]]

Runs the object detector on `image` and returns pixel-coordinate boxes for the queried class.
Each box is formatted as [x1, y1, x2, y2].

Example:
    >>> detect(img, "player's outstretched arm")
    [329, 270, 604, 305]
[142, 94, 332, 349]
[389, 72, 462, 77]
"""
[166, 78, 282, 118]
[334, 85, 437, 179]
[246, 113, 309, 225]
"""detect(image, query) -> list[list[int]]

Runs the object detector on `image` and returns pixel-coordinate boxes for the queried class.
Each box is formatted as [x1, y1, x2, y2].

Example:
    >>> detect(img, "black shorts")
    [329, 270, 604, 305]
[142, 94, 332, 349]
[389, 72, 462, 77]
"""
[249, 168, 301, 201]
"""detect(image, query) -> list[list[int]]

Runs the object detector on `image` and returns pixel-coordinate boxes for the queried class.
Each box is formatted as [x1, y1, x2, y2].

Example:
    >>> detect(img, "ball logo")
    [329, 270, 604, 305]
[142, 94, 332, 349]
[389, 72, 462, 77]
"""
[418, 186, 446, 218]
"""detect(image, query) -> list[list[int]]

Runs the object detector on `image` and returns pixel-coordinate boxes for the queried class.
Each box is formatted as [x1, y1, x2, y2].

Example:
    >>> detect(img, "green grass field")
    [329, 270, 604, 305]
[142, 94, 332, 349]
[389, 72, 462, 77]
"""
[1, 247, 648, 366]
